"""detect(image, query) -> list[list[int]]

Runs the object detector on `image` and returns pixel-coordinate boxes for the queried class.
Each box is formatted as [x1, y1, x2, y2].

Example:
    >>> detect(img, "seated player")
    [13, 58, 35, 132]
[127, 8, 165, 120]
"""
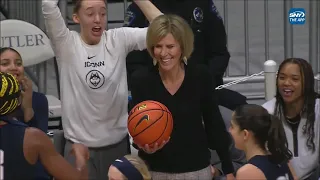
[229, 104, 294, 179]
[0, 47, 50, 179]
[263, 58, 320, 179]
[108, 155, 151, 180]
[0, 72, 89, 180]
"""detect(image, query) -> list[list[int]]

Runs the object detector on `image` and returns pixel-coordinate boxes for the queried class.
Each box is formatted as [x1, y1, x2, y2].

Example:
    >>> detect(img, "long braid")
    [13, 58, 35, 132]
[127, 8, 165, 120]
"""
[274, 58, 316, 152]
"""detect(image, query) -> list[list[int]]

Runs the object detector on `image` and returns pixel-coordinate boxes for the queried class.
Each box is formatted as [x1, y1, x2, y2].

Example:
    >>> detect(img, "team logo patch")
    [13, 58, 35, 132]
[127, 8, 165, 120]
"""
[86, 70, 105, 89]
[124, 10, 136, 26]
[193, 7, 204, 23]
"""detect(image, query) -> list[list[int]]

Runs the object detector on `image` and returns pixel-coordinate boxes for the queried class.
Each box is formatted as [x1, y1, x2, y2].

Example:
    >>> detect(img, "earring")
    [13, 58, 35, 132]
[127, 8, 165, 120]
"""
[153, 58, 157, 66]
[265, 141, 269, 151]
[183, 56, 188, 65]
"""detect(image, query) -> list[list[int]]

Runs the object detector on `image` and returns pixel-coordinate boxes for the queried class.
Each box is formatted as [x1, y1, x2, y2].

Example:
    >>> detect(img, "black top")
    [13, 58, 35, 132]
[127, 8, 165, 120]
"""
[125, 0, 230, 88]
[285, 114, 300, 157]
[248, 155, 293, 180]
[130, 64, 234, 174]
[0, 117, 36, 180]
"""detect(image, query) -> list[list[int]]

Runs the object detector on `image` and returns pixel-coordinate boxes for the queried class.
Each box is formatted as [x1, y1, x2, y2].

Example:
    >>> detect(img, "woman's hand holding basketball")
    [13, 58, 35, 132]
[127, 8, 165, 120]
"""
[137, 138, 170, 154]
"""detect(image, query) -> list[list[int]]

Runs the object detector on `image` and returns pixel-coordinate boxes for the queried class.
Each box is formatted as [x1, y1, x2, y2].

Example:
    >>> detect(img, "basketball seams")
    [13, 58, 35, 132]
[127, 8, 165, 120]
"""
[149, 109, 170, 145]
[149, 101, 173, 118]
[128, 108, 167, 124]
[130, 109, 164, 138]
[151, 101, 172, 116]
[128, 100, 164, 121]
[128, 100, 173, 146]
[129, 100, 172, 117]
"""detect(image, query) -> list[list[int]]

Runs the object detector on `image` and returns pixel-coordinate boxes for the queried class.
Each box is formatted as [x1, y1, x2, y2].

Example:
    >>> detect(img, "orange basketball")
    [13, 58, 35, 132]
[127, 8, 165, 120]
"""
[128, 100, 173, 147]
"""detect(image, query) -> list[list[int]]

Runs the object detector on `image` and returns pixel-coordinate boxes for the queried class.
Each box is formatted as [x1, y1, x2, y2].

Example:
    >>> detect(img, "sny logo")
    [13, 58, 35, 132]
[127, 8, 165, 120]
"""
[288, 8, 306, 25]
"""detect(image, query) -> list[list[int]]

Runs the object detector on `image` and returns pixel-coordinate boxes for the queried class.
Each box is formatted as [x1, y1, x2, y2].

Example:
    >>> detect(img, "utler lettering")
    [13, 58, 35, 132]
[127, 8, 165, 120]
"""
[1, 34, 45, 48]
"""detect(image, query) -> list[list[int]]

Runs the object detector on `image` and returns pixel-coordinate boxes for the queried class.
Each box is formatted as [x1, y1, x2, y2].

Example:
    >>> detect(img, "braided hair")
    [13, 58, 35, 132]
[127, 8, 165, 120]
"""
[274, 58, 318, 152]
[0, 72, 21, 116]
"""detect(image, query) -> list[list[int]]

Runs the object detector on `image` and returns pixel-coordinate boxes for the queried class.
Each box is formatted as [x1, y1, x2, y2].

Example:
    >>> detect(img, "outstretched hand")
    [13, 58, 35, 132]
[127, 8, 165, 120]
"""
[70, 143, 89, 170]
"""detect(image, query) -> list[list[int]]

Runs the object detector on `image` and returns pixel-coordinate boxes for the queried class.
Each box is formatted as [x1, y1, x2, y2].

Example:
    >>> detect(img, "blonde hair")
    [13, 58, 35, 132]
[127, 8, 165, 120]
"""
[124, 155, 151, 180]
[146, 14, 194, 64]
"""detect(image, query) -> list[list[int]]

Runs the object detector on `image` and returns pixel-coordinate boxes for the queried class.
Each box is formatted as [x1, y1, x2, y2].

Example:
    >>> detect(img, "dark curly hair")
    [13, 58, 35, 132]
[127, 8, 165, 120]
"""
[274, 58, 319, 152]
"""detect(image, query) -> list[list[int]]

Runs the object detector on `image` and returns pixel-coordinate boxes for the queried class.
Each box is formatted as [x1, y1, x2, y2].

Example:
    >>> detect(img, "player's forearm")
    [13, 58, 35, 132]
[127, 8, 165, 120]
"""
[23, 107, 34, 122]
[133, 0, 163, 22]
[42, 0, 69, 47]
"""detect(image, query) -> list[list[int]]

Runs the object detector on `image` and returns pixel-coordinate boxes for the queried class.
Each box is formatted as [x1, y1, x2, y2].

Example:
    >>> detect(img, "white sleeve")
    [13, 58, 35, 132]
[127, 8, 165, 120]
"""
[262, 98, 276, 114]
[316, 98, 320, 128]
[120, 27, 148, 54]
[315, 99, 320, 163]
[316, 99, 320, 118]
[42, 0, 70, 50]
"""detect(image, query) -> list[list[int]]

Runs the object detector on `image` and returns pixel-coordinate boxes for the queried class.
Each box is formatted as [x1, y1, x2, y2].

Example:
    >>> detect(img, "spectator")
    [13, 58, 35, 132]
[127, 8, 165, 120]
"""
[263, 58, 320, 179]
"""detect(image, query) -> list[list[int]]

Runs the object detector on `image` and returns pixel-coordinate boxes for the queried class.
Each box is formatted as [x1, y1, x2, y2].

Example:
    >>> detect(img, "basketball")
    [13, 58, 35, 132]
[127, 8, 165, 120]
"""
[128, 100, 173, 147]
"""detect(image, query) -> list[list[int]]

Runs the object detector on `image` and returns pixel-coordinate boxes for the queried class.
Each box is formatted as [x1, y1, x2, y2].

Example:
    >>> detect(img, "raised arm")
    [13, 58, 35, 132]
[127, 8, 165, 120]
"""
[133, 0, 163, 23]
[120, 0, 163, 54]
[42, 0, 70, 48]
[205, 0, 230, 86]
[124, 3, 153, 90]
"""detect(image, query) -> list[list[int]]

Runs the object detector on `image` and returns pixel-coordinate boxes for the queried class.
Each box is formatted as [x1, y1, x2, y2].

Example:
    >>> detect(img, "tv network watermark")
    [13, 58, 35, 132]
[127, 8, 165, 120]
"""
[288, 8, 306, 25]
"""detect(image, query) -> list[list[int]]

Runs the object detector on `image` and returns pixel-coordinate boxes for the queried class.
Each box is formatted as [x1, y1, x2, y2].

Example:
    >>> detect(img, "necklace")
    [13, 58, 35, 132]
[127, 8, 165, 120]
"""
[285, 113, 300, 125]
[285, 117, 300, 125]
